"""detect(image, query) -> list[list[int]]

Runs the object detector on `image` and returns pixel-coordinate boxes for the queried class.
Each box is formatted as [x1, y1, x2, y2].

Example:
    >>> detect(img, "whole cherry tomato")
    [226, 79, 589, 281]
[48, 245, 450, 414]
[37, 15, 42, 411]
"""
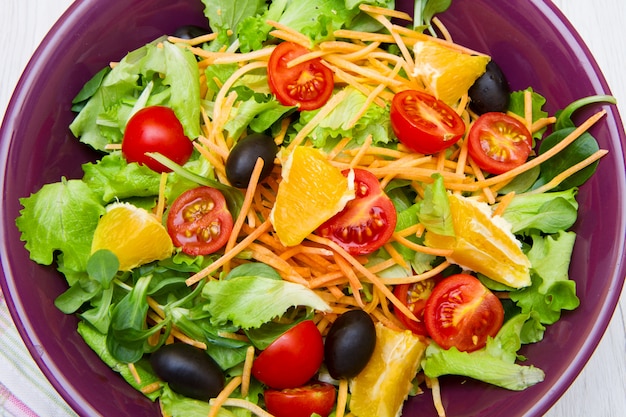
[252, 320, 324, 389]
[122, 106, 193, 173]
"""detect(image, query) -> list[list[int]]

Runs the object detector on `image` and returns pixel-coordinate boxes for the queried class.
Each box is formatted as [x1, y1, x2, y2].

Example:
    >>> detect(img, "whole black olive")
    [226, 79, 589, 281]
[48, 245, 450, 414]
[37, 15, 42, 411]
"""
[324, 309, 376, 380]
[150, 343, 225, 401]
[173, 25, 212, 40]
[225, 133, 278, 188]
[469, 60, 511, 115]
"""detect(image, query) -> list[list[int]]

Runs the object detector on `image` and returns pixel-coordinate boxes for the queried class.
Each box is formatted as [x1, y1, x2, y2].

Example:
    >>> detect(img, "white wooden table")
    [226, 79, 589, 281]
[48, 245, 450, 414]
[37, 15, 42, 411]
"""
[1, 1, 625, 416]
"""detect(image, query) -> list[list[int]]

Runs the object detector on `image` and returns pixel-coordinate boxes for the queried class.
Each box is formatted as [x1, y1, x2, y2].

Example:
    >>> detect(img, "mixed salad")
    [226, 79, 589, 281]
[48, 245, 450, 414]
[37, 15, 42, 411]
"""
[16, 0, 616, 416]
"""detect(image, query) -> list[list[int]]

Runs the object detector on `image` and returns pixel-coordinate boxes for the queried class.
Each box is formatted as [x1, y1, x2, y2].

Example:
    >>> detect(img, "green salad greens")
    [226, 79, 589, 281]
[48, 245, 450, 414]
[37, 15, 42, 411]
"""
[15, 0, 616, 416]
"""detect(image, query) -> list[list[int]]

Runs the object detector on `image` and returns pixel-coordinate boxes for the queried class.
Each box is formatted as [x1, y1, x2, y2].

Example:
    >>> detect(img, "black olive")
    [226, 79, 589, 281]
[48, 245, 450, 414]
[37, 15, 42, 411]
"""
[469, 60, 511, 115]
[225, 133, 278, 188]
[173, 25, 212, 40]
[150, 343, 224, 401]
[324, 309, 376, 379]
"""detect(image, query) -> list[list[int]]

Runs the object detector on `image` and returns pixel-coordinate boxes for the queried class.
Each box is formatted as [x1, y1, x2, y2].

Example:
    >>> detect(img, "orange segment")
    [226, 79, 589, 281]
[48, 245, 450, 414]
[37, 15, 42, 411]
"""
[349, 323, 426, 417]
[424, 194, 531, 288]
[271, 146, 354, 246]
[413, 40, 490, 105]
[91, 202, 173, 271]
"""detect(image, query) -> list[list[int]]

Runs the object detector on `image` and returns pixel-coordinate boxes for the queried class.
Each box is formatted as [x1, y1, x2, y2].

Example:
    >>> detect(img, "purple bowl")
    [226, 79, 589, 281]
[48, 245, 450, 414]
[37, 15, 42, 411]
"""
[1, 0, 624, 416]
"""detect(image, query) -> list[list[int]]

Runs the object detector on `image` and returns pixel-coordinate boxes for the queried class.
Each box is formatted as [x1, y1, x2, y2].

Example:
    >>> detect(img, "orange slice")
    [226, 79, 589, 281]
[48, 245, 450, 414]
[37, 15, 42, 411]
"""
[413, 39, 490, 105]
[424, 194, 531, 288]
[91, 202, 173, 271]
[349, 323, 426, 417]
[271, 146, 354, 246]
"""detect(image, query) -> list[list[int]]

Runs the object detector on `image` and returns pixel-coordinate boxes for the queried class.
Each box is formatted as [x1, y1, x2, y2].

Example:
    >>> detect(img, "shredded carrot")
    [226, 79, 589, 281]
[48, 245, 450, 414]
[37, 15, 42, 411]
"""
[186, 219, 273, 286]
[241, 346, 256, 398]
[427, 376, 447, 417]
[336, 379, 350, 417]
[493, 191, 516, 217]
[154, 172, 168, 221]
[208, 376, 243, 417]
[127, 363, 141, 385]
[212, 398, 274, 417]
[224, 158, 265, 272]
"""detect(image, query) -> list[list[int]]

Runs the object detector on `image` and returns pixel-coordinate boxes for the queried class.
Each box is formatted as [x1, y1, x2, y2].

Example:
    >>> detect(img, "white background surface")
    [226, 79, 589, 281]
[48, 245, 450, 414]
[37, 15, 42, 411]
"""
[1, 1, 625, 416]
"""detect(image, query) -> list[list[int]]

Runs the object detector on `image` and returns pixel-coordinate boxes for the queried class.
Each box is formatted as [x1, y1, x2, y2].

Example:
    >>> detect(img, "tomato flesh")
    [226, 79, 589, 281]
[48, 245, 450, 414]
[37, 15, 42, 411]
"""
[122, 106, 193, 173]
[390, 90, 465, 154]
[166, 186, 233, 256]
[424, 273, 504, 352]
[264, 382, 336, 417]
[468, 112, 532, 174]
[317, 169, 396, 255]
[252, 320, 324, 389]
[393, 276, 441, 336]
[268, 42, 334, 111]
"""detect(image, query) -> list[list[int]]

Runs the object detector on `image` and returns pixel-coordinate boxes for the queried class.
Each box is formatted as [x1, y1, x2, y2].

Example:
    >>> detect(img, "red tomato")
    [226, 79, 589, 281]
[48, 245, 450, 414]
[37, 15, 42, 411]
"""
[467, 112, 533, 174]
[393, 275, 442, 336]
[166, 186, 233, 256]
[122, 106, 193, 173]
[390, 90, 465, 154]
[252, 320, 324, 389]
[264, 382, 336, 417]
[316, 169, 397, 255]
[267, 42, 334, 111]
[424, 274, 504, 352]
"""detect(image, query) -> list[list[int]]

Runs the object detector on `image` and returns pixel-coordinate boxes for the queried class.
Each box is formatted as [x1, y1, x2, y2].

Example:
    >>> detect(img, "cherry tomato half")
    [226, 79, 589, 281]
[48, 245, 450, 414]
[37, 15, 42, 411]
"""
[390, 90, 466, 154]
[424, 274, 504, 352]
[252, 320, 324, 389]
[317, 169, 397, 255]
[267, 42, 334, 111]
[264, 382, 336, 417]
[122, 106, 193, 173]
[166, 186, 233, 256]
[393, 275, 442, 336]
[467, 112, 533, 174]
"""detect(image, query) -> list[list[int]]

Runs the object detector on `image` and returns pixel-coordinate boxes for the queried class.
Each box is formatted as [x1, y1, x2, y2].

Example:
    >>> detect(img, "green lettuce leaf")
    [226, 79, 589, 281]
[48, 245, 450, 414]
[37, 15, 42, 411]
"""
[422, 313, 545, 390]
[70, 40, 201, 151]
[417, 174, 454, 236]
[290, 87, 393, 149]
[202, 276, 331, 329]
[510, 231, 580, 324]
[77, 321, 162, 401]
[16, 178, 106, 273]
[500, 188, 579, 234]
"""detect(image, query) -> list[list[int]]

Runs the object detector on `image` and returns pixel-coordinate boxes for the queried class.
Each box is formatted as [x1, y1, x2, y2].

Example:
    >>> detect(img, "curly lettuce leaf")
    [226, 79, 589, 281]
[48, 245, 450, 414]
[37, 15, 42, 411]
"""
[70, 40, 201, 151]
[511, 231, 580, 324]
[202, 276, 331, 329]
[236, 0, 394, 51]
[16, 178, 106, 273]
[422, 313, 545, 390]
[290, 87, 393, 149]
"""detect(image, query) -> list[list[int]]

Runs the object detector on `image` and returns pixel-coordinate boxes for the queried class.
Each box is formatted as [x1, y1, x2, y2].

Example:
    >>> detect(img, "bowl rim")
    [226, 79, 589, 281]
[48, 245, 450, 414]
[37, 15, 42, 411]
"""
[1, 0, 625, 416]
